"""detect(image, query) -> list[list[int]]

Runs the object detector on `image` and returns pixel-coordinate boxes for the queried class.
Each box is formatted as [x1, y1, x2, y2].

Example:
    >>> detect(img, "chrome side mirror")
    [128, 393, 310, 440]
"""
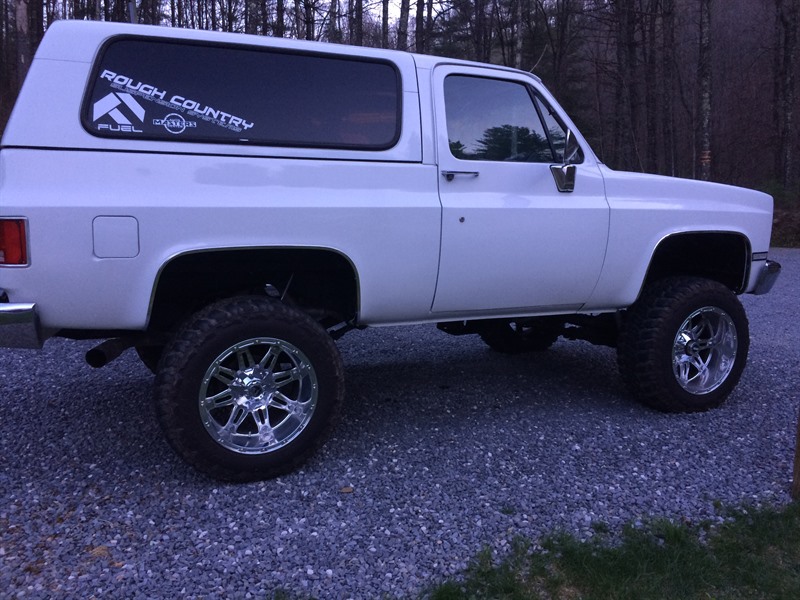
[550, 130, 578, 193]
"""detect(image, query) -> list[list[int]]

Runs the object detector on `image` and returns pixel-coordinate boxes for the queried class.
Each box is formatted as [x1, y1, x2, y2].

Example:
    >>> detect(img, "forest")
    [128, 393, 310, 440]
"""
[2, 0, 798, 222]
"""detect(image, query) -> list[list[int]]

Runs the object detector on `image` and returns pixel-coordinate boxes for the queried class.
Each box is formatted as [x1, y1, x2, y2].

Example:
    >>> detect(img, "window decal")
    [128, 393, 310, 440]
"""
[84, 38, 401, 149]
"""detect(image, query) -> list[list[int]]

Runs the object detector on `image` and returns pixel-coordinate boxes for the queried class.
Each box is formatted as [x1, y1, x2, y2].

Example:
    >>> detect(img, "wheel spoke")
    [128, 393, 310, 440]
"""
[274, 366, 304, 388]
[236, 347, 257, 371]
[270, 391, 309, 415]
[205, 388, 234, 409]
[253, 409, 277, 444]
[224, 405, 249, 431]
[676, 360, 691, 385]
[269, 392, 289, 411]
[714, 318, 735, 349]
[688, 355, 709, 381]
[258, 346, 281, 372]
[214, 366, 237, 385]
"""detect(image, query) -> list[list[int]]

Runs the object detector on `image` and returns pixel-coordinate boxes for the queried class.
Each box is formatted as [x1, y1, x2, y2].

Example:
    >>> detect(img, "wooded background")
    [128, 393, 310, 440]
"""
[2, 0, 798, 196]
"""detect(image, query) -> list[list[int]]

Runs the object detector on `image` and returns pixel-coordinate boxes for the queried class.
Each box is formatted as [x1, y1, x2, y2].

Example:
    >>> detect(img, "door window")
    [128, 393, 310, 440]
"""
[444, 75, 552, 163]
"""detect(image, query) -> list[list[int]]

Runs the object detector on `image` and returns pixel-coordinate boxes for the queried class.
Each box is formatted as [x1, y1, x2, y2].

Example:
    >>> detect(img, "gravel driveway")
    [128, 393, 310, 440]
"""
[2, 248, 798, 599]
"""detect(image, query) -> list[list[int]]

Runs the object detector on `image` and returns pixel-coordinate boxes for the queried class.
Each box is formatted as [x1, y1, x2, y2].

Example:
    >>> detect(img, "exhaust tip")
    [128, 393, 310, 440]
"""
[85, 348, 109, 369]
[85, 337, 134, 368]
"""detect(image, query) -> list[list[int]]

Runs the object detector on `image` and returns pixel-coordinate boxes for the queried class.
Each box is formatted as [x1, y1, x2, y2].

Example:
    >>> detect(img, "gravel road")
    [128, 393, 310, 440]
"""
[2, 248, 798, 599]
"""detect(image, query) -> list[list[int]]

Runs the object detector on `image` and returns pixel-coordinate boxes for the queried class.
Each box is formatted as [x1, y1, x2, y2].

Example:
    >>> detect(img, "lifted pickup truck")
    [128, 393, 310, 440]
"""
[0, 20, 781, 481]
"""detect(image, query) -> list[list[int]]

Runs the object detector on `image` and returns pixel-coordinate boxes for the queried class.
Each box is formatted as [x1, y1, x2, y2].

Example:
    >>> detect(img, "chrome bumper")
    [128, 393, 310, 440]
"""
[752, 259, 782, 296]
[0, 293, 43, 348]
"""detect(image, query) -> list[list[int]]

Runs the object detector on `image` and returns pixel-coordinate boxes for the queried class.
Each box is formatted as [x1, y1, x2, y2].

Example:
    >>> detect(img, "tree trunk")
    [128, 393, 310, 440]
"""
[661, 0, 676, 176]
[14, 0, 35, 89]
[415, 0, 425, 52]
[353, 0, 363, 46]
[514, 0, 523, 69]
[328, 0, 340, 43]
[644, 0, 659, 174]
[305, 0, 314, 40]
[397, 0, 410, 50]
[275, 0, 285, 37]
[613, 0, 639, 171]
[697, 0, 712, 181]
[776, 0, 798, 189]
[382, 0, 389, 48]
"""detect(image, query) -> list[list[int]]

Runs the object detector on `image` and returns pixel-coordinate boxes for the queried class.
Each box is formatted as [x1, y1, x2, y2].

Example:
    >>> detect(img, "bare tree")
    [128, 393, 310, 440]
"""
[612, 0, 640, 171]
[15, 0, 41, 84]
[415, 0, 424, 51]
[697, 0, 712, 181]
[397, 0, 410, 49]
[775, 0, 798, 189]
[275, 0, 285, 36]
[350, 0, 363, 45]
[327, 0, 341, 42]
[661, 0, 677, 175]
[381, 0, 388, 48]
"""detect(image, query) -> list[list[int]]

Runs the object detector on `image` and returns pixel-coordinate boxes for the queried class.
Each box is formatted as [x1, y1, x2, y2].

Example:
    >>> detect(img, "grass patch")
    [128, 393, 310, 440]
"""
[427, 502, 800, 599]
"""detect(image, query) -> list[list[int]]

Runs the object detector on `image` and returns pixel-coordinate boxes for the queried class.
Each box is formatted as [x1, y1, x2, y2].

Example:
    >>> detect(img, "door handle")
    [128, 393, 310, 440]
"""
[441, 170, 480, 182]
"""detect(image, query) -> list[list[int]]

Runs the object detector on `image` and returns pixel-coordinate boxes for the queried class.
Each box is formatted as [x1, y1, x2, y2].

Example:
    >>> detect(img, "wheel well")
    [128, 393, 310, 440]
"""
[645, 232, 750, 293]
[148, 248, 359, 332]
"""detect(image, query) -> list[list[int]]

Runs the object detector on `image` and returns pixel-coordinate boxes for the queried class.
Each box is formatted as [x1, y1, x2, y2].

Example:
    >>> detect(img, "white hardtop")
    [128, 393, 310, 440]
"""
[37, 19, 541, 83]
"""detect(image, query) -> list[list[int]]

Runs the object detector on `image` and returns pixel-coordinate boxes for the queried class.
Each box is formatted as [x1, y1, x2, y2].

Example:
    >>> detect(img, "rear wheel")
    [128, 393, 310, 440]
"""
[618, 277, 748, 412]
[153, 296, 344, 481]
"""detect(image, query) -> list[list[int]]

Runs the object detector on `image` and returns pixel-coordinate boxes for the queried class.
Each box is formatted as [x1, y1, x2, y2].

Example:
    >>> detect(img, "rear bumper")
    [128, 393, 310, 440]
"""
[752, 259, 781, 296]
[0, 291, 43, 348]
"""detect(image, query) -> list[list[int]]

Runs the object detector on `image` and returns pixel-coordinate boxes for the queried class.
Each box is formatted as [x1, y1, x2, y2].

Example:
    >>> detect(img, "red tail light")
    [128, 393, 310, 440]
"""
[0, 219, 28, 265]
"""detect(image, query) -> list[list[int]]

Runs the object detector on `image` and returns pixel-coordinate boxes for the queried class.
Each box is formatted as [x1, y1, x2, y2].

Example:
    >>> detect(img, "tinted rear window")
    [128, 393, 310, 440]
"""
[84, 38, 401, 149]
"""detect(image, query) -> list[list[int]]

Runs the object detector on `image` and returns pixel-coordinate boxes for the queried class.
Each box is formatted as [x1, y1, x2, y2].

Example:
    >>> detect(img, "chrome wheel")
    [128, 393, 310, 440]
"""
[199, 337, 318, 454]
[672, 306, 737, 395]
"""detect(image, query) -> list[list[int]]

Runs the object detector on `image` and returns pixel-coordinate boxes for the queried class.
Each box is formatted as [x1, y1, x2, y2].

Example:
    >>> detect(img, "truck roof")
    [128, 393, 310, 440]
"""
[36, 19, 541, 82]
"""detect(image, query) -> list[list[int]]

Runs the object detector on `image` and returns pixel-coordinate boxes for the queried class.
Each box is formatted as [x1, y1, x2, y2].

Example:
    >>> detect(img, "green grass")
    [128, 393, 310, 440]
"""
[427, 501, 800, 600]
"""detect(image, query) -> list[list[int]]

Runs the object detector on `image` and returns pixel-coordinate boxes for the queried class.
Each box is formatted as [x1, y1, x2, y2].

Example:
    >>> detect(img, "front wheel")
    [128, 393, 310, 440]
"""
[153, 296, 344, 481]
[617, 277, 749, 412]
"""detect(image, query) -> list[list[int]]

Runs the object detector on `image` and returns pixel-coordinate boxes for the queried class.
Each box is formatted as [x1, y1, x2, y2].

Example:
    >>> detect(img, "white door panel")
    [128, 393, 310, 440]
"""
[431, 66, 610, 313]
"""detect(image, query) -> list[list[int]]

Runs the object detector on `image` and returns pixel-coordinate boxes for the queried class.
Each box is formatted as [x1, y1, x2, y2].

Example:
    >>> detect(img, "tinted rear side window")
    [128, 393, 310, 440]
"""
[84, 38, 401, 149]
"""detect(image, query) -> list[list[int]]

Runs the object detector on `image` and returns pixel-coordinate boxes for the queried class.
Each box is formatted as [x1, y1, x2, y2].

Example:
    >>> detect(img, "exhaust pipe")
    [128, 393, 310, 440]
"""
[86, 337, 136, 368]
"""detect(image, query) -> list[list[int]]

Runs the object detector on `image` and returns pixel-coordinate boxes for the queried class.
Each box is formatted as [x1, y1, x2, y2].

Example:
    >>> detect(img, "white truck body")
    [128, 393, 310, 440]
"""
[0, 21, 781, 480]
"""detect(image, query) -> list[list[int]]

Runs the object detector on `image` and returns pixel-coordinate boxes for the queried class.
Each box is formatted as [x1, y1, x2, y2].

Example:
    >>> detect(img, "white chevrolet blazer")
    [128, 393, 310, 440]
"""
[0, 20, 781, 480]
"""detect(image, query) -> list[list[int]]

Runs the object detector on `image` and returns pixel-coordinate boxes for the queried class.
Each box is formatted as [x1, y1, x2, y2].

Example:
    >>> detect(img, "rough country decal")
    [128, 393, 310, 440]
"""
[93, 92, 145, 133]
[153, 114, 198, 135]
[100, 70, 255, 133]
